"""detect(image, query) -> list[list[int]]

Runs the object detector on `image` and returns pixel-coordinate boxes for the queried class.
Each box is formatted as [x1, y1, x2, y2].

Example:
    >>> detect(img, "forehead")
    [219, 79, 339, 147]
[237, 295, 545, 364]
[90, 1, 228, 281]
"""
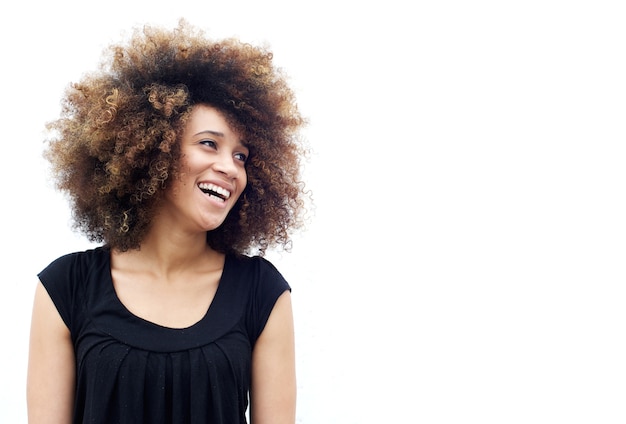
[185, 105, 234, 133]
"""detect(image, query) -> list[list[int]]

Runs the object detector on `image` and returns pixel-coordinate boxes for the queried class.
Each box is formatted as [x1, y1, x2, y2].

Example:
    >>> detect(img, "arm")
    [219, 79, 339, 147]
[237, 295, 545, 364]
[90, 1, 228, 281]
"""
[250, 291, 296, 424]
[27, 281, 75, 424]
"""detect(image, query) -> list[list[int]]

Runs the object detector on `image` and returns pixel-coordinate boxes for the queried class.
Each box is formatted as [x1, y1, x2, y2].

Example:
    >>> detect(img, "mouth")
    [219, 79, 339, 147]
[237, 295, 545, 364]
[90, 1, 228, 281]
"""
[198, 182, 231, 202]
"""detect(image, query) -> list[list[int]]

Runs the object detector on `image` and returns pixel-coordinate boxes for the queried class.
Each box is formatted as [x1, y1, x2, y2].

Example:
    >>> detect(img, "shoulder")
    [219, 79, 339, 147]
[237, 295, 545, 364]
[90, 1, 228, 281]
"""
[227, 254, 290, 291]
[37, 246, 109, 308]
[39, 246, 109, 282]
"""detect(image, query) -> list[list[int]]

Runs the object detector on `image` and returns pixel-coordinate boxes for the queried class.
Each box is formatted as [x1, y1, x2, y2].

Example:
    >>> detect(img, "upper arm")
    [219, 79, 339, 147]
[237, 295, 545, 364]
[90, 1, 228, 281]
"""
[27, 280, 76, 424]
[250, 290, 296, 424]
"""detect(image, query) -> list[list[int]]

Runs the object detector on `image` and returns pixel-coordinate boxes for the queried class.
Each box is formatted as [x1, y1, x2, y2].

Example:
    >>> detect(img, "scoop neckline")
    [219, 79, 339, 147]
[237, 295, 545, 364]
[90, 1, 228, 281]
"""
[103, 249, 229, 331]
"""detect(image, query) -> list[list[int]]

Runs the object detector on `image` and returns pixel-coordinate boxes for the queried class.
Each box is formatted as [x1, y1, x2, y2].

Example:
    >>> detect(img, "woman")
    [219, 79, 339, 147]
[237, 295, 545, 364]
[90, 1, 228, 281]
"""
[27, 20, 307, 424]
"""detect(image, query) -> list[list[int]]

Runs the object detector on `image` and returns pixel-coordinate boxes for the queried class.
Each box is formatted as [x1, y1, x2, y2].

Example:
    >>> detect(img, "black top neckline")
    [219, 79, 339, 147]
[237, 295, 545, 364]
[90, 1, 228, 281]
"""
[89, 247, 246, 352]
[104, 250, 229, 331]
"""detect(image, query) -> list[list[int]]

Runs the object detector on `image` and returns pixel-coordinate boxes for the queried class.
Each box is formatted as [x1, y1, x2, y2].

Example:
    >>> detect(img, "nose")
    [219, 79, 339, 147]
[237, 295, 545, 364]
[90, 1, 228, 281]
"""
[212, 151, 240, 178]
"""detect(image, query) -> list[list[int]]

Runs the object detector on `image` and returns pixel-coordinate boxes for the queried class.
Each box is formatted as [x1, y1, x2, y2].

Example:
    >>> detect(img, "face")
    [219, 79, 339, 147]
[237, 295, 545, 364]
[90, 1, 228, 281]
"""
[162, 104, 248, 233]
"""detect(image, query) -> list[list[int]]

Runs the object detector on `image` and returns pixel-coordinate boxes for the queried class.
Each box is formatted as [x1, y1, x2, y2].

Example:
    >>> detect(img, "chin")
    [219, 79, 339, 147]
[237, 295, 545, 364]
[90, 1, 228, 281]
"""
[202, 219, 227, 232]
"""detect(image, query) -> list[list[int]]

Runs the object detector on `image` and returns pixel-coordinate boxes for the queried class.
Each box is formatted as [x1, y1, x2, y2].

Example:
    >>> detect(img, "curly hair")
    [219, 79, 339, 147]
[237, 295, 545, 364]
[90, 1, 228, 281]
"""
[44, 20, 308, 255]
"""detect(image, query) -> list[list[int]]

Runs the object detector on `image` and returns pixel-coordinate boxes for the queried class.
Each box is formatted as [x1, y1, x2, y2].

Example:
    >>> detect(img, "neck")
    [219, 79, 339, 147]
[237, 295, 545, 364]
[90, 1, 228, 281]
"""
[113, 223, 221, 278]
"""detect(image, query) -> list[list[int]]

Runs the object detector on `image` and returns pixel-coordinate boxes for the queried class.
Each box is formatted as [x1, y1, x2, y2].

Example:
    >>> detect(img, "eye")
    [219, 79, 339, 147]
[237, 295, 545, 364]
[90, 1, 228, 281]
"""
[199, 139, 217, 148]
[234, 152, 248, 163]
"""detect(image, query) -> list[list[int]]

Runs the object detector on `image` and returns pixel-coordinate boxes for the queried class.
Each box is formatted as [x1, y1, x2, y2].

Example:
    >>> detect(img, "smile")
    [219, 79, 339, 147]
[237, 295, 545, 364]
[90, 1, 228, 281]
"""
[198, 182, 231, 202]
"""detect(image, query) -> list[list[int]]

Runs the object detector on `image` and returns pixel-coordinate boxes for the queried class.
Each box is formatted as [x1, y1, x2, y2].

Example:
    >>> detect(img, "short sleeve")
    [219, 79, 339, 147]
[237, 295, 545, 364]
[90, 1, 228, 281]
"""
[246, 256, 291, 346]
[37, 248, 104, 334]
[38, 252, 84, 330]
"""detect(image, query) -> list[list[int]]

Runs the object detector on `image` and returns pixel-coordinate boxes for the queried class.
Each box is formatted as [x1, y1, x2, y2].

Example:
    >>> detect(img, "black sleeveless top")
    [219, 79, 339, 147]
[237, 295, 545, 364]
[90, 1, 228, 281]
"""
[38, 246, 290, 424]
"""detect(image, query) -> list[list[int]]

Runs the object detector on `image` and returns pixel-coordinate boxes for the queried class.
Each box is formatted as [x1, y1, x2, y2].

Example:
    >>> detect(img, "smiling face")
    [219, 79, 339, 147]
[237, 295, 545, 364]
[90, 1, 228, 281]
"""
[161, 104, 249, 234]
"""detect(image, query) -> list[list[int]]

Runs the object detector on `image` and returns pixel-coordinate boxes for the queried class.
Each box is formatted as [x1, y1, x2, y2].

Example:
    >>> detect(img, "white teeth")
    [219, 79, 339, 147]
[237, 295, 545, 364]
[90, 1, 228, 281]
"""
[207, 193, 225, 202]
[198, 183, 231, 200]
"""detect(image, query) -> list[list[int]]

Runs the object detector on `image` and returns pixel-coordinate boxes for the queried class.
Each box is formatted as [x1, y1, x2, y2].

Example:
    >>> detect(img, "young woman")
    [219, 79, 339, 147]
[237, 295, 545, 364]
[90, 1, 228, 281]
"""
[27, 21, 308, 424]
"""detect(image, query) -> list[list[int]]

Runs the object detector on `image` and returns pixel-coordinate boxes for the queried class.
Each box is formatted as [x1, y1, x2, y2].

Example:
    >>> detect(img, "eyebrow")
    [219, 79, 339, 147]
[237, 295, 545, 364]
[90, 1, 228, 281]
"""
[194, 130, 225, 138]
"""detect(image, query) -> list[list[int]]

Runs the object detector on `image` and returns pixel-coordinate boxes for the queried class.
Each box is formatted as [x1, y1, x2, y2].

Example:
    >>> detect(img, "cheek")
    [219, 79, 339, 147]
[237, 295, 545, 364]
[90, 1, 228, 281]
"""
[238, 166, 248, 188]
[234, 174, 247, 202]
[163, 180, 182, 202]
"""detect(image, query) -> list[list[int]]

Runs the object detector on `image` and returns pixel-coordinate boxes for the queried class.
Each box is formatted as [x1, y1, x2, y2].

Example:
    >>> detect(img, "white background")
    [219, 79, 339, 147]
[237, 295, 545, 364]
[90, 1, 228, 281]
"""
[1, 1, 625, 422]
